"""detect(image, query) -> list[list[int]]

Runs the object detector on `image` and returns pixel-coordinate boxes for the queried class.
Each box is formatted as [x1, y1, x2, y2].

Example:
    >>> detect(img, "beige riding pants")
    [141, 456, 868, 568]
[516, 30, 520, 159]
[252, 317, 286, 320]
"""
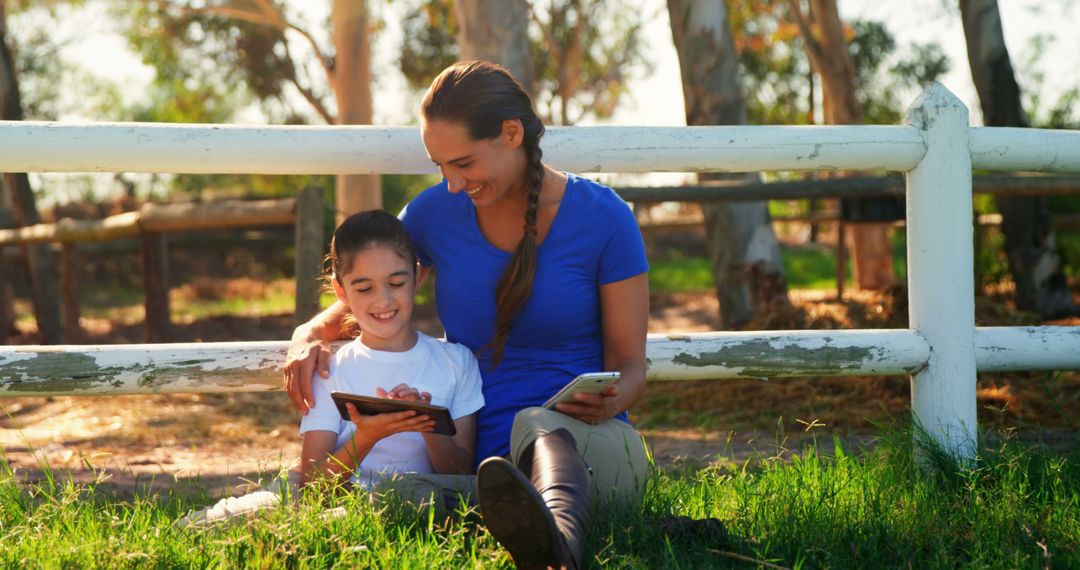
[384, 407, 651, 515]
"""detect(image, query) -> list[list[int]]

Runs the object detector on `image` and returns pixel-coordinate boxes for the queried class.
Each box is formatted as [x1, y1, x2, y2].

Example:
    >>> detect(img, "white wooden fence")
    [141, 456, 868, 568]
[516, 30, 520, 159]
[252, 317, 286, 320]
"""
[3, 84, 1080, 459]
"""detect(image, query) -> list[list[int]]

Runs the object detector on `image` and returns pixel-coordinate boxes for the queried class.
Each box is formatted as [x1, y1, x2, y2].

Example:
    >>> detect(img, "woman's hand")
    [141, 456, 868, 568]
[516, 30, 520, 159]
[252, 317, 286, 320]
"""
[345, 403, 435, 441]
[284, 326, 333, 413]
[284, 301, 351, 414]
[555, 384, 622, 425]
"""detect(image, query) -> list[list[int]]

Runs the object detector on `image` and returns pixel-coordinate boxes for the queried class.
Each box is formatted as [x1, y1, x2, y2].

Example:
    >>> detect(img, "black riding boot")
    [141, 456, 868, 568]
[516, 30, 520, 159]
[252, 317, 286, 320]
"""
[477, 428, 591, 569]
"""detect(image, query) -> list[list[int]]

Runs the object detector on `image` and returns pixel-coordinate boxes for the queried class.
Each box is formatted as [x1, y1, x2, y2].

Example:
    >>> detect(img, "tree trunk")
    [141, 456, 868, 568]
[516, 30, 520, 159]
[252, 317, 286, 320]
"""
[790, 0, 895, 291]
[454, 0, 534, 95]
[668, 0, 789, 329]
[332, 0, 380, 221]
[960, 0, 1076, 317]
[0, 5, 62, 343]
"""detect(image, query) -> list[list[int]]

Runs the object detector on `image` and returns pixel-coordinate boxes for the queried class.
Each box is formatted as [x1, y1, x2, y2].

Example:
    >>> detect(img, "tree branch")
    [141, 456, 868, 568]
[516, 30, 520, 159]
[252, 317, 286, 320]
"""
[250, 0, 336, 88]
[168, 0, 337, 122]
[177, 1, 335, 92]
[278, 34, 336, 123]
[529, 6, 562, 64]
[785, 0, 825, 67]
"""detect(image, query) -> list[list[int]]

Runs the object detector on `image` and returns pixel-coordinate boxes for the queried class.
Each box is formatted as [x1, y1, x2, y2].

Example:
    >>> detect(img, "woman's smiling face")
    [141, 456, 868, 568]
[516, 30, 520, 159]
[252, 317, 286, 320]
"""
[421, 117, 526, 208]
[333, 245, 417, 352]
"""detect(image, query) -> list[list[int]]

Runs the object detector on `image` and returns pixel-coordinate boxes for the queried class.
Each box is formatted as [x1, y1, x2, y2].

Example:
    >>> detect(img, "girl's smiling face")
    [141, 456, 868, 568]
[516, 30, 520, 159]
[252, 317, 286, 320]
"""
[333, 246, 418, 352]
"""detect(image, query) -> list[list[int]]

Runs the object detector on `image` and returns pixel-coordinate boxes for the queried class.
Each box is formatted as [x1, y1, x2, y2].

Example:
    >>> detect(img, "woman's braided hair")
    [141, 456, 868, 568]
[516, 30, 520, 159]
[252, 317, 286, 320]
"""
[421, 61, 545, 367]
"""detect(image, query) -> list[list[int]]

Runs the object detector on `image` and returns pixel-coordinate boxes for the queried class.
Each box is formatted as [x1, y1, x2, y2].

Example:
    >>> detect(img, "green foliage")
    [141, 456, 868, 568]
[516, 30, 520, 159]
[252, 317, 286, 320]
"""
[398, 0, 458, 92]
[5, 2, 121, 121]
[382, 174, 440, 217]
[106, 2, 327, 200]
[397, 0, 651, 125]
[1016, 33, 1055, 122]
[727, 0, 810, 126]
[728, 1, 950, 126]
[117, 1, 325, 125]
[528, 0, 651, 125]
[1055, 232, 1080, 280]
[1014, 32, 1080, 130]
[852, 21, 950, 125]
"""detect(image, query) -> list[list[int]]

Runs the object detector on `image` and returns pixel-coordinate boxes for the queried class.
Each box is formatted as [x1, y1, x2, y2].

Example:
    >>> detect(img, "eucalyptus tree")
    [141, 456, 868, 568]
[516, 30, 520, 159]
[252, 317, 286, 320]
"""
[960, 0, 1076, 317]
[454, 0, 533, 95]
[668, 0, 789, 328]
[786, 0, 893, 291]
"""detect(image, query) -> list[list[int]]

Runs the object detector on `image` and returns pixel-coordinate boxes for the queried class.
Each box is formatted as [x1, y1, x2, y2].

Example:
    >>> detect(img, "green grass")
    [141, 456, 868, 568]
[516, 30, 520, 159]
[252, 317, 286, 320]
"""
[648, 255, 714, 293]
[649, 233, 913, 294]
[649, 245, 855, 293]
[12, 284, 338, 328]
[172, 294, 300, 320]
[2, 425, 1077, 568]
[782, 244, 847, 291]
[645, 428, 1080, 568]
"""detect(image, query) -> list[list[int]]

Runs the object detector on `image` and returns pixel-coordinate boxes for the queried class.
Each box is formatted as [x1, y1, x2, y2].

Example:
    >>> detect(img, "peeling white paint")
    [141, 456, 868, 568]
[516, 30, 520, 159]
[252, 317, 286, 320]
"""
[906, 83, 978, 460]
[2, 333, 935, 395]
[0, 342, 290, 395]
[646, 329, 931, 381]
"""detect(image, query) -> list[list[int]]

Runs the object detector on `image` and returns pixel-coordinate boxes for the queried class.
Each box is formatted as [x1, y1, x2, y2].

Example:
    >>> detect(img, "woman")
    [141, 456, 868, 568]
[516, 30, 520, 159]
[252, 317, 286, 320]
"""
[284, 60, 649, 569]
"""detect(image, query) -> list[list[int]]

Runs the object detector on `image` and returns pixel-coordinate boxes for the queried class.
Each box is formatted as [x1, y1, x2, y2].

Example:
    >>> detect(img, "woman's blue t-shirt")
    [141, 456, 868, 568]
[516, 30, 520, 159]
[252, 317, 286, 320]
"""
[400, 173, 648, 463]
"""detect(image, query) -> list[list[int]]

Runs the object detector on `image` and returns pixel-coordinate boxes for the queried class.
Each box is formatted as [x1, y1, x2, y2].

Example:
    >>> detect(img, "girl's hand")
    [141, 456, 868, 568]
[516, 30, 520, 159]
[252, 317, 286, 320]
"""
[284, 326, 333, 414]
[555, 385, 622, 425]
[345, 403, 435, 440]
[376, 383, 433, 404]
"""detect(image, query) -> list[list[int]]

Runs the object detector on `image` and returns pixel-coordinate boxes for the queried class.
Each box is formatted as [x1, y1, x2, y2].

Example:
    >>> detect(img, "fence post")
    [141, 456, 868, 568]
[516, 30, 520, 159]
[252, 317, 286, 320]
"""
[835, 219, 846, 299]
[60, 242, 82, 343]
[294, 186, 325, 327]
[0, 250, 13, 343]
[905, 83, 977, 460]
[141, 231, 172, 343]
[0, 207, 14, 343]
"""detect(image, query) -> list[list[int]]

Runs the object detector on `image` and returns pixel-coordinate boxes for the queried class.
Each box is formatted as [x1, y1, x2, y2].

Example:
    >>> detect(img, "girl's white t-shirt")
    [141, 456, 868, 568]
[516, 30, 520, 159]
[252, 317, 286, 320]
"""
[298, 332, 484, 488]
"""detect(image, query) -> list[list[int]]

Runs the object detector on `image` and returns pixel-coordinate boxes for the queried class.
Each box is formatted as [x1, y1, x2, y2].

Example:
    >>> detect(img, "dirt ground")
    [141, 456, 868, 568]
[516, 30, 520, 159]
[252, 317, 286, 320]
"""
[2, 288, 1079, 498]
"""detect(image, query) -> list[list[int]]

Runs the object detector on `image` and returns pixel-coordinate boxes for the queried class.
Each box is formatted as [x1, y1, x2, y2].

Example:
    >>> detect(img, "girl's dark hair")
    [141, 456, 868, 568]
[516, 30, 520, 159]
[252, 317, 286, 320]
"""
[330, 210, 417, 283]
[421, 60, 545, 367]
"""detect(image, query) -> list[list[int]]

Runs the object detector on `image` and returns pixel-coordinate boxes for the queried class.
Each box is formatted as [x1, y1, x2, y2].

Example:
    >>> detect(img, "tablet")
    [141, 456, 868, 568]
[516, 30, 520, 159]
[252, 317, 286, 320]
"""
[330, 391, 457, 436]
[543, 372, 621, 410]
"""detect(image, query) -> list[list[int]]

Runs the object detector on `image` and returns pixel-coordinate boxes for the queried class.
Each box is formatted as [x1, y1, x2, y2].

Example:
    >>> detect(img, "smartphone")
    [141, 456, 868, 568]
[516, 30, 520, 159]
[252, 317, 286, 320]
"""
[330, 391, 457, 436]
[542, 372, 621, 410]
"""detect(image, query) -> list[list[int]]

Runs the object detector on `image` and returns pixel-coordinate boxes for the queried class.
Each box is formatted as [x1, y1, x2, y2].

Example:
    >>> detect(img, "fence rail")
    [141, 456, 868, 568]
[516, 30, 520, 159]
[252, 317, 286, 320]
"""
[2, 83, 1080, 460]
[0, 198, 298, 245]
[617, 174, 1080, 203]
[0, 193, 325, 342]
[3, 326, 1078, 396]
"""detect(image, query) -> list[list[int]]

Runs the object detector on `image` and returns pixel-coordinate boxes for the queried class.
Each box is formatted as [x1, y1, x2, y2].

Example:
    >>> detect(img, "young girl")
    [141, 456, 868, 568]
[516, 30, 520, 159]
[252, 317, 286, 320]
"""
[177, 210, 483, 527]
[298, 209, 483, 489]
